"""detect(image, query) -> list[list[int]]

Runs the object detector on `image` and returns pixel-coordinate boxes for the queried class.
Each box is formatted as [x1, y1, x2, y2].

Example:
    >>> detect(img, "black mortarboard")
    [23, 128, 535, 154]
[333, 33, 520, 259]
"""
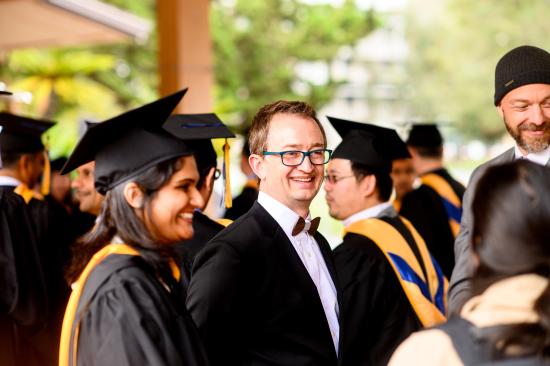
[0, 112, 55, 153]
[327, 116, 411, 160]
[50, 157, 68, 172]
[406, 124, 443, 148]
[164, 113, 236, 207]
[62, 89, 191, 194]
[0, 91, 13, 96]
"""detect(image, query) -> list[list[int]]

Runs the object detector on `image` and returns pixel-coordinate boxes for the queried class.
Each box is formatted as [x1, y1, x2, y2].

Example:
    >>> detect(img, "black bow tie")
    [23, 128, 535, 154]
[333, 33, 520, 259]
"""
[292, 216, 320, 236]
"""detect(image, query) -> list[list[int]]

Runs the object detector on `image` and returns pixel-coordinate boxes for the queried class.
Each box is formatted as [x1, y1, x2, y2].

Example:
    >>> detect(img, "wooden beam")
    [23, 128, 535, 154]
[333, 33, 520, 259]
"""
[157, 0, 213, 113]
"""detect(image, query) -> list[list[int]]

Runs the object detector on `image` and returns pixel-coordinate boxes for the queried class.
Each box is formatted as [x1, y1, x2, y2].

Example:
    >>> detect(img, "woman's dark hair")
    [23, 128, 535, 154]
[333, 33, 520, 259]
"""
[350, 161, 393, 202]
[471, 160, 550, 358]
[66, 155, 188, 284]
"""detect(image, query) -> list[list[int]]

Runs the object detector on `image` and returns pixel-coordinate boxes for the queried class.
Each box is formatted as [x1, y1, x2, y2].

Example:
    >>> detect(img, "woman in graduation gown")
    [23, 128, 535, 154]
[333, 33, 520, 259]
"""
[58, 89, 209, 366]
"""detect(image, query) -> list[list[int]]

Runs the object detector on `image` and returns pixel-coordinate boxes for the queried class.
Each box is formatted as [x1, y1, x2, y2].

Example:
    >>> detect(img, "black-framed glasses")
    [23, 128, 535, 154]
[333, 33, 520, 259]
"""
[263, 148, 332, 166]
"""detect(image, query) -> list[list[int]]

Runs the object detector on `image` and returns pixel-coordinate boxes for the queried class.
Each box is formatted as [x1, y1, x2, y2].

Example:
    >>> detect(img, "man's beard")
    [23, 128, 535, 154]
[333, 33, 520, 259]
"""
[504, 119, 550, 154]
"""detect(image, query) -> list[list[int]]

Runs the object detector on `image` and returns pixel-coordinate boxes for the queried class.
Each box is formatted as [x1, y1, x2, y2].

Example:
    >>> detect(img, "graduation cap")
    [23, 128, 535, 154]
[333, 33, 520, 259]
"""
[61, 89, 191, 195]
[406, 124, 443, 148]
[0, 112, 54, 153]
[327, 116, 410, 173]
[50, 156, 68, 172]
[0, 90, 13, 96]
[164, 113, 236, 208]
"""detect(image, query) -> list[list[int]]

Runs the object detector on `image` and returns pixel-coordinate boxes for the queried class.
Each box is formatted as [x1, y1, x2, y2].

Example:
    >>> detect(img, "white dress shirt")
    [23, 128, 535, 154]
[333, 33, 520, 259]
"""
[343, 201, 393, 228]
[514, 145, 550, 165]
[0, 176, 22, 187]
[257, 191, 340, 352]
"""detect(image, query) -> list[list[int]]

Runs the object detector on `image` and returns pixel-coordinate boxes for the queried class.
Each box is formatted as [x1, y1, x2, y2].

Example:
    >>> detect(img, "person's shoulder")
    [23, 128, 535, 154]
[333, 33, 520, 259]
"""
[86, 254, 159, 296]
[334, 232, 386, 259]
[210, 203, 276, 247]
[470, 147, 515, 182]
[388, 328, 461, 366]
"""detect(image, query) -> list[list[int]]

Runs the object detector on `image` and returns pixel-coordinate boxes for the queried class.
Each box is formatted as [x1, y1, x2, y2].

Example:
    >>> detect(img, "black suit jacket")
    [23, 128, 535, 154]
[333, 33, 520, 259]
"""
[187, 202, 341, 366]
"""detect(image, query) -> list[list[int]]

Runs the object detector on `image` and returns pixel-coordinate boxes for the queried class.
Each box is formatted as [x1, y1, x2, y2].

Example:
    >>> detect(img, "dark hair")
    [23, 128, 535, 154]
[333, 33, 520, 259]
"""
[471, 160, 550, 358]
[411, 145, 443, 159]
[350, 162, 393, 202]
[65, 155, 187, 284]
[0, 151, 25, 168]
[248, 100, 326, 155]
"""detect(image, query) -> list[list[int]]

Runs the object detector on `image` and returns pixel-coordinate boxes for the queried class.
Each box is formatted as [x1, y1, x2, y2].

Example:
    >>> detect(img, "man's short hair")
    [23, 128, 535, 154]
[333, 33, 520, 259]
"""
[248, 100, 326, 155]
[410, 145, 443, 159]
[0, 151, 24, 168]
[350, 161, 393, 202]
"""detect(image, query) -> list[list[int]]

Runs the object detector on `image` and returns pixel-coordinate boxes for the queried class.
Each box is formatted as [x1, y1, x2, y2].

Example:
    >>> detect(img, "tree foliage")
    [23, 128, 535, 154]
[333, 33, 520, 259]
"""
[212, 0, 377, 127]
[1, 0, 376, 156]
[404, 0, 550, 143]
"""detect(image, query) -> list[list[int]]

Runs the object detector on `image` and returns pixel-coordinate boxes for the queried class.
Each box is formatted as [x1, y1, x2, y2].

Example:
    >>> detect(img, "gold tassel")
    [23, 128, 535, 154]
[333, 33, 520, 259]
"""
[223, 139, 232, 208]
[41, 150, 51, 196]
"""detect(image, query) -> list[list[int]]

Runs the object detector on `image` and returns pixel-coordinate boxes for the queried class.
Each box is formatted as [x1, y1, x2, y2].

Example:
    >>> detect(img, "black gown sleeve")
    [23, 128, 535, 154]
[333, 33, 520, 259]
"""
[334, 234, 421, 366]
[0, 189, 46, 327]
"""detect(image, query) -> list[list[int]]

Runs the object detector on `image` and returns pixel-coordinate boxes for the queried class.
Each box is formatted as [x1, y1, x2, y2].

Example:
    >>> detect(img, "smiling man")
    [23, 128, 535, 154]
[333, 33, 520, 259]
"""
[72, 161, 104, 216]
[187, 101, 341, 366]
[449, 45, 550, 313]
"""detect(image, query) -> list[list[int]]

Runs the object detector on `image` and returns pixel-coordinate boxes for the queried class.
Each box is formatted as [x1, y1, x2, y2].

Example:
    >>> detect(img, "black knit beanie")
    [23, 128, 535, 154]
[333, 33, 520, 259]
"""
[494, 45, 550, 106]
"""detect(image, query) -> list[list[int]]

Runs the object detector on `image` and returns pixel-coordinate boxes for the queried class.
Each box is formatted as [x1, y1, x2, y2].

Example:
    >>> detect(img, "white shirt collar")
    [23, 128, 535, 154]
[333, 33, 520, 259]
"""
[257, 191, 311, 238]
[343, 201, 393, 228]
[0, 176, 22, 187]
[514, 145, 550, 166]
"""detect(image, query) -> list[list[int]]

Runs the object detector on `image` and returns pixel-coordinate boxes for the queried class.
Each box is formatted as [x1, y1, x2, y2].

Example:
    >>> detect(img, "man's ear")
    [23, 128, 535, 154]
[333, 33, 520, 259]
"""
[360, 174, 377, 198]
[123, 182, 144, 208]
[496, 104, 504, 119]
[249, 154, 266, 180]
[18, 154, 33, 186]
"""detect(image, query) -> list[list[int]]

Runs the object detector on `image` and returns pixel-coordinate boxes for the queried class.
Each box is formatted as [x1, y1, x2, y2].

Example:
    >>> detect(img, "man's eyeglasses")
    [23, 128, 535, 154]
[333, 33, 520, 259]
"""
[263, 149, 332, 167]
[324, 174, 355, 184]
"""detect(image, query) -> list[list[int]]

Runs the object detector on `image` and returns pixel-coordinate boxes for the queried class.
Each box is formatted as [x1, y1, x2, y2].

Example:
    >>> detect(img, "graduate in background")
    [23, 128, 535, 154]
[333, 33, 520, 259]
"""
[399, 124, 465, 279]
[325, 117, 447, 366]
[59, 89, 209, 366]
[163, 113, 235, 288]
[0, 91, 48, 366]
[0, 111, 71, 366]
[390, 157, 416, 212]
[224, 130, 258, 220]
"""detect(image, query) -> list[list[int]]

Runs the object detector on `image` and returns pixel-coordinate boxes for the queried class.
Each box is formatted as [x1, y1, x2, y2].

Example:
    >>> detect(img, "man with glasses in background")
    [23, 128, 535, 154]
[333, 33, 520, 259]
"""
[325, 118, 447, 366]
[187, 101, 341, 366]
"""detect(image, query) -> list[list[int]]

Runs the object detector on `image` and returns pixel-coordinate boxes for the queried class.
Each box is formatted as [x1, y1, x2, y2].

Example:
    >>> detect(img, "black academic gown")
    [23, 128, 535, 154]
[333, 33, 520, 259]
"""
[187, 202, 341, 366]
[224, 186, 258, 220]
[74, 254, 209, 366]
[399, 168, 465, 279]
[25, 194, 72, 365]
[174, 211, 225, 290]
[0, 187, 47, 366]
[333, 212, 423, 366]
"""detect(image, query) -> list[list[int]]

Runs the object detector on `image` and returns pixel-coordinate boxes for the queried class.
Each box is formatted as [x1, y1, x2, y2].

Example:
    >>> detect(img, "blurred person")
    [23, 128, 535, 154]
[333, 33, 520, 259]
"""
[449, 45, 550, 313]
[50, 157, 72, 210]
[390, 161, 550, 365]
[400, 124, 465, 279]
[187, 101, 340, 366]
[224, 131, 258, 220]
[59, 90, 209, 366]
[0, 111, 71, 366]
[71, 161, 104, 216]
[163, 113, 235, 288]
[0, 95, 48, 366]
[390, 157, 416, 211]
[326, 117, 447, 366]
